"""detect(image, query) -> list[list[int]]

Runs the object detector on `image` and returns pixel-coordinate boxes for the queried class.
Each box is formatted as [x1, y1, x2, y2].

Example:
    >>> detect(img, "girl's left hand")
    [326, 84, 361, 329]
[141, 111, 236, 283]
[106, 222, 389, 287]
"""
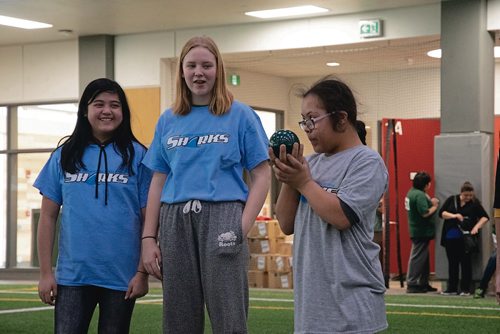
[125, 272, 149, 300]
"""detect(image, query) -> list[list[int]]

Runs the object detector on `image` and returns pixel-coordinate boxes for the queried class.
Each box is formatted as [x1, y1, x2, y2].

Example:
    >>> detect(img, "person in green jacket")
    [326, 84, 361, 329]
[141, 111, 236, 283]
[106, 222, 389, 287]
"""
[404, 171, 439, 293]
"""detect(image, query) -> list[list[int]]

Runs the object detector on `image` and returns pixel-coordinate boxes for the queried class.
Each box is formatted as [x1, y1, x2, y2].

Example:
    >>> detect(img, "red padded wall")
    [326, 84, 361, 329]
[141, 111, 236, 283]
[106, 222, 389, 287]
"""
[381, 118, 440, 275]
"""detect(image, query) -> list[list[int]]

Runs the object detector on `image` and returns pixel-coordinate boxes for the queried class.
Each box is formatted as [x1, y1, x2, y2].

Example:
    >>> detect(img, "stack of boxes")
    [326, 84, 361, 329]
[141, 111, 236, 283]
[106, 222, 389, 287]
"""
[247, 219, 293, 289]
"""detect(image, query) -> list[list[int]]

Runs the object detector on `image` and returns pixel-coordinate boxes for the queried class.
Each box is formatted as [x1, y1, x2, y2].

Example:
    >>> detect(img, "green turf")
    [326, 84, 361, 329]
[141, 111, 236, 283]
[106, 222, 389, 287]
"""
[1, 284, 500, 333]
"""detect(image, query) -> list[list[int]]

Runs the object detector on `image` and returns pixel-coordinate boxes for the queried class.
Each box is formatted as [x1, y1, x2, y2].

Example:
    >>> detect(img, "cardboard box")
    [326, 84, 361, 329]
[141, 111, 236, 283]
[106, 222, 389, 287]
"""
[249, 254, 268, 271]
[268, 271, 293, 289]
[248, 220, 285, 239]
[268, 255, 292, 272]
[277, 241, 293, 256]
[248, 270, 268, 288]
[248, 237, 284, 254]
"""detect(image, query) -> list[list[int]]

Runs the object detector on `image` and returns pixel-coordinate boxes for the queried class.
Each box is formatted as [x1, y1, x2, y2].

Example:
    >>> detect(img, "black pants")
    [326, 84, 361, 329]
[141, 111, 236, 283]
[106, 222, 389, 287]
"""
[444, 238, 472, 293]
[55, 285, 135, 334]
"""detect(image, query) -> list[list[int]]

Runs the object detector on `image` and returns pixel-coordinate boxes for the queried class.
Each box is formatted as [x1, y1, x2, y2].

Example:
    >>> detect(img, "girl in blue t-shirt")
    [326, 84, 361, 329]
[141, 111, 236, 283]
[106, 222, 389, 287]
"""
[141, 36, 270, 333]
[34, 78, 152, 333]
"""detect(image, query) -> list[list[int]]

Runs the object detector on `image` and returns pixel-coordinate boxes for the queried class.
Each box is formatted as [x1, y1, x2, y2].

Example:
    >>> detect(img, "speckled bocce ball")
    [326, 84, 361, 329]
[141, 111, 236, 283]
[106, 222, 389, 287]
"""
[269, 130, 300, 157]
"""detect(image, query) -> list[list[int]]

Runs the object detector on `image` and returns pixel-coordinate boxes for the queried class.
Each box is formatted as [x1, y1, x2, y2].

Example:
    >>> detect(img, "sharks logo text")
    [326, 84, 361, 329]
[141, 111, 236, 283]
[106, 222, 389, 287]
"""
[64, 172, 129, 184]
[166, 133, 229, 150]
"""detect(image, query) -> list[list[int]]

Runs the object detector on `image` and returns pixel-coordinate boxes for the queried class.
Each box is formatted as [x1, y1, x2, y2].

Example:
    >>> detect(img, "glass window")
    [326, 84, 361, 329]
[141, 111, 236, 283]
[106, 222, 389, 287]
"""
[12, 103, 77, 267]
[0, 153, 5, 268]
[255, 110, 277, 219]
[0, 107, 6, 267]
[16, 152, 52, 267]
[0, 106, 6, 150]
[18, 103, 78, 149]
[256, 110, 277, 139]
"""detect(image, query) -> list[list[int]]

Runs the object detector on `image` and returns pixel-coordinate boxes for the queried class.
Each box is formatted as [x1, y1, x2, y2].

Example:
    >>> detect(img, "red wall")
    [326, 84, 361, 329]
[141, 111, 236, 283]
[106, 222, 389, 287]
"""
[381, 118, 440, 275]
[381, 117, 500, 276]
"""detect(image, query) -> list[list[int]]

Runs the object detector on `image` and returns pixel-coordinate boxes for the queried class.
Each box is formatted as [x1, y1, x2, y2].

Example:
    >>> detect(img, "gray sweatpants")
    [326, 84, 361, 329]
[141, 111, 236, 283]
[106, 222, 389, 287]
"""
[159, 200, 249, 334]
[406, 238, 430, 287]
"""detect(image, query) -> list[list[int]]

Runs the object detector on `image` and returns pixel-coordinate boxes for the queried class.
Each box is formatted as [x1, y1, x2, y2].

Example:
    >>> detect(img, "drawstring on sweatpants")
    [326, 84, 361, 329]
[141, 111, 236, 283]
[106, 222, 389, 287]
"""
[183, 200, 202, 214]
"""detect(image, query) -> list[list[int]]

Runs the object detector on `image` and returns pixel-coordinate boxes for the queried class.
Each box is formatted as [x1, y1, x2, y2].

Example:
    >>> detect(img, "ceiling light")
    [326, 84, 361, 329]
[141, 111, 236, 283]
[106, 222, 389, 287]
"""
[326, 62, 340, 67]
[427, 47, 500, 59]
[0, 14, 52, 29]
[426, 49, 441, 58]
[245, 6, 328, 19]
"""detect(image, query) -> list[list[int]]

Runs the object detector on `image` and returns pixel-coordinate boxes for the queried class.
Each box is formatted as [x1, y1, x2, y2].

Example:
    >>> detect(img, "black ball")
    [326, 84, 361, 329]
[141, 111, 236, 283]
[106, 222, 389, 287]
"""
[269, 130, 300, 157]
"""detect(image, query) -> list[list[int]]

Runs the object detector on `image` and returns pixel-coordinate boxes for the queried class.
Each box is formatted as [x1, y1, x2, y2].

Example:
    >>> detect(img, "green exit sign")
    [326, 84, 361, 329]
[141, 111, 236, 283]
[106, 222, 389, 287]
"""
[359, 19, 382, 38]
[229, 74, 240, 86]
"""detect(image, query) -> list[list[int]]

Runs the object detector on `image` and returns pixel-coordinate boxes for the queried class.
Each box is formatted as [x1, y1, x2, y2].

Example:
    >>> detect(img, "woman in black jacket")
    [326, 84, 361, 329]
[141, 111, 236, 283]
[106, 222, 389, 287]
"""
[439, 181, 489, 296]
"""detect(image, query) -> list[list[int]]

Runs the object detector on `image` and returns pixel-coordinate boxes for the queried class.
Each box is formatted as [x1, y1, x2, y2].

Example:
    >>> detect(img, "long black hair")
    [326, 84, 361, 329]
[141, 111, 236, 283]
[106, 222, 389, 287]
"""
[59, 78, 143, 175]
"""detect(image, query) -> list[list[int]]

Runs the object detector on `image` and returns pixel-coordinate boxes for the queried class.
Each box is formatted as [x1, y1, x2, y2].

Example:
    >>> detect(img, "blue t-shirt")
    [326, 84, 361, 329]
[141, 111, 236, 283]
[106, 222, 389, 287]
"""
[33, 142, 152, 291]
[143, 101, 269, 203]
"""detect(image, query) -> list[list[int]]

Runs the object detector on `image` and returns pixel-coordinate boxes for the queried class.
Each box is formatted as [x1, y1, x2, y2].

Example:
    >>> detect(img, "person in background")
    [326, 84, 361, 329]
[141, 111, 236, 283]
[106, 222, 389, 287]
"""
[439, 181, 489, 296]
[474, 234, 496, 298]
[493, 152, 500, 304]
[140, 36, 270, 333]
[404, 171, 439, 293]
[271, 77, 388, 333]
[35, 78, 152, 333]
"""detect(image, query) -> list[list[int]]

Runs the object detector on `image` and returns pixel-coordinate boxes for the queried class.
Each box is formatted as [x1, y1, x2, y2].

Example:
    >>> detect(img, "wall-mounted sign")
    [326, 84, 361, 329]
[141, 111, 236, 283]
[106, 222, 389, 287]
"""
[229, 74, 240, 86]
[359, 19, 382, 38]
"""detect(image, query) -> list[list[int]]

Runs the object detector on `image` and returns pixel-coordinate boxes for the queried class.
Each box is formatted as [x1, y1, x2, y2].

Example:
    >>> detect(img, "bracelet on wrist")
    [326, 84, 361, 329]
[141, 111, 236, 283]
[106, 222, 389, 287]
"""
[141, 236, 157, 241]
[137, 270, 148, 275]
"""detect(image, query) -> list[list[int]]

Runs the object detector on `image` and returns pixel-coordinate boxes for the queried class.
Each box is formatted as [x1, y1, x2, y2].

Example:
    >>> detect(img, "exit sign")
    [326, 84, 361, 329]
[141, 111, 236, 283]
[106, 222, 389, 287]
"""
[359, 19, 382, 38]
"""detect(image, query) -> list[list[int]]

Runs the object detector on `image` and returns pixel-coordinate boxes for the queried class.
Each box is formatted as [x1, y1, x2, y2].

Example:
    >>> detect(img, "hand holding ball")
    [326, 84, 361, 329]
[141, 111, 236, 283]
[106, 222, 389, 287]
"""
[269, 130, 300, 157]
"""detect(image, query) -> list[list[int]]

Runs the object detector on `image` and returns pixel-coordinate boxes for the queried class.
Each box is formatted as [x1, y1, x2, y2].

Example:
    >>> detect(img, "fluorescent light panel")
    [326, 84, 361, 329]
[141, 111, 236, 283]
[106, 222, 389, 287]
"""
[0, 15, 52, 29]
[427, 47, 500, 59]
[245, 5, 328, 19]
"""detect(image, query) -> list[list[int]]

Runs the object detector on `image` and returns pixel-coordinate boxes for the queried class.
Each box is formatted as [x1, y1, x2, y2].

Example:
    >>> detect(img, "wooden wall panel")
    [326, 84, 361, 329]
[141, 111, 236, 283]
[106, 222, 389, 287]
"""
[125, 87, 161, 146]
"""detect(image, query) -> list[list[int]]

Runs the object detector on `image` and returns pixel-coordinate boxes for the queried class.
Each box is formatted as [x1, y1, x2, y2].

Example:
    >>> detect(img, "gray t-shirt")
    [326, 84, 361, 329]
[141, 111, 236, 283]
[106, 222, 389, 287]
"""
[293, 145, 388, 334]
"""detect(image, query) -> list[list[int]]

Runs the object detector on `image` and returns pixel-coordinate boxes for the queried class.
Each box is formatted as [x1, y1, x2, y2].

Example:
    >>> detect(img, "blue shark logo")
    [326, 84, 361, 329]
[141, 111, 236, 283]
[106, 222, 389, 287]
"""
[166, 133, 230, 150]
[64, 172, 129, 184]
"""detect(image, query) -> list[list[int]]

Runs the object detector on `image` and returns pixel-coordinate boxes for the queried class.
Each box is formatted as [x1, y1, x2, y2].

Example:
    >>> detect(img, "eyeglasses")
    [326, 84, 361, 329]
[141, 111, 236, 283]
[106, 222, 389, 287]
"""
[298, 112, 335, 131]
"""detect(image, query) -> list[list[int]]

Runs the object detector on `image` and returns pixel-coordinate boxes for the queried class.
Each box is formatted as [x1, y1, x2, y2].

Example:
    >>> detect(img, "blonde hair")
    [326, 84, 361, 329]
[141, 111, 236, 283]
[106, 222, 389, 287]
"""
[172, 36, 233, 116]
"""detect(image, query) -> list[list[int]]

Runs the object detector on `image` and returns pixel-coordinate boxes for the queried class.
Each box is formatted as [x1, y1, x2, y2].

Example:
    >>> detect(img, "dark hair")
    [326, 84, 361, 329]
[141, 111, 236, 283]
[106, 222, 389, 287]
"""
[460, 181, 474, 193]
[59, 78, 143, 174]
[302, 76, 357, 131]
[413, 172, 431, 190]
[356, 120, 367, 145]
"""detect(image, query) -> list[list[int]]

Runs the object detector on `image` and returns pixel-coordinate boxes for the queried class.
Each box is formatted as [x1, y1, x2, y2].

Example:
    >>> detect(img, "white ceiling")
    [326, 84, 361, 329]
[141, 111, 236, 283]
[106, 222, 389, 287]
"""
[0, 0, 444, 77]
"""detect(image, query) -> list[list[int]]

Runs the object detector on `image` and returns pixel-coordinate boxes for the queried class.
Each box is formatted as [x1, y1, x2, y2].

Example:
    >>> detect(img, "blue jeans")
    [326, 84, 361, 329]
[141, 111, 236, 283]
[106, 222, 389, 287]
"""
[55, 285, 135, 334]
[479, 251, 497, 290]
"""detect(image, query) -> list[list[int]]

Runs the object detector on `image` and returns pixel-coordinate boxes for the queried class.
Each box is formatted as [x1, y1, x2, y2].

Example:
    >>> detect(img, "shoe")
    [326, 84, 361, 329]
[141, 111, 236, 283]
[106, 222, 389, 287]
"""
[459, 292, 471, 297]
[473, 288, 485, 299]
[406, 286, 426, 293]
[440, 290, 458, 295]
[424, 284, 438, 292]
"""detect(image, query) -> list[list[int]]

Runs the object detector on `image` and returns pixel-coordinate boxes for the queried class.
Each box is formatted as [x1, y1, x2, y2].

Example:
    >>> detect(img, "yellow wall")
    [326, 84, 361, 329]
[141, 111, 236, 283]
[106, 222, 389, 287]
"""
[125, 87, 161, 146]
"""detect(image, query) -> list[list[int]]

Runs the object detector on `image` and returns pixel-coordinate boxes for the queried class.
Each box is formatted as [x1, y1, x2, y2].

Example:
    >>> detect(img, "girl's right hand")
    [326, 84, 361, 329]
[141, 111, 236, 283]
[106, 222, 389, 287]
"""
[142, 239, 162, 280]
[38, 273, 57, 305]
